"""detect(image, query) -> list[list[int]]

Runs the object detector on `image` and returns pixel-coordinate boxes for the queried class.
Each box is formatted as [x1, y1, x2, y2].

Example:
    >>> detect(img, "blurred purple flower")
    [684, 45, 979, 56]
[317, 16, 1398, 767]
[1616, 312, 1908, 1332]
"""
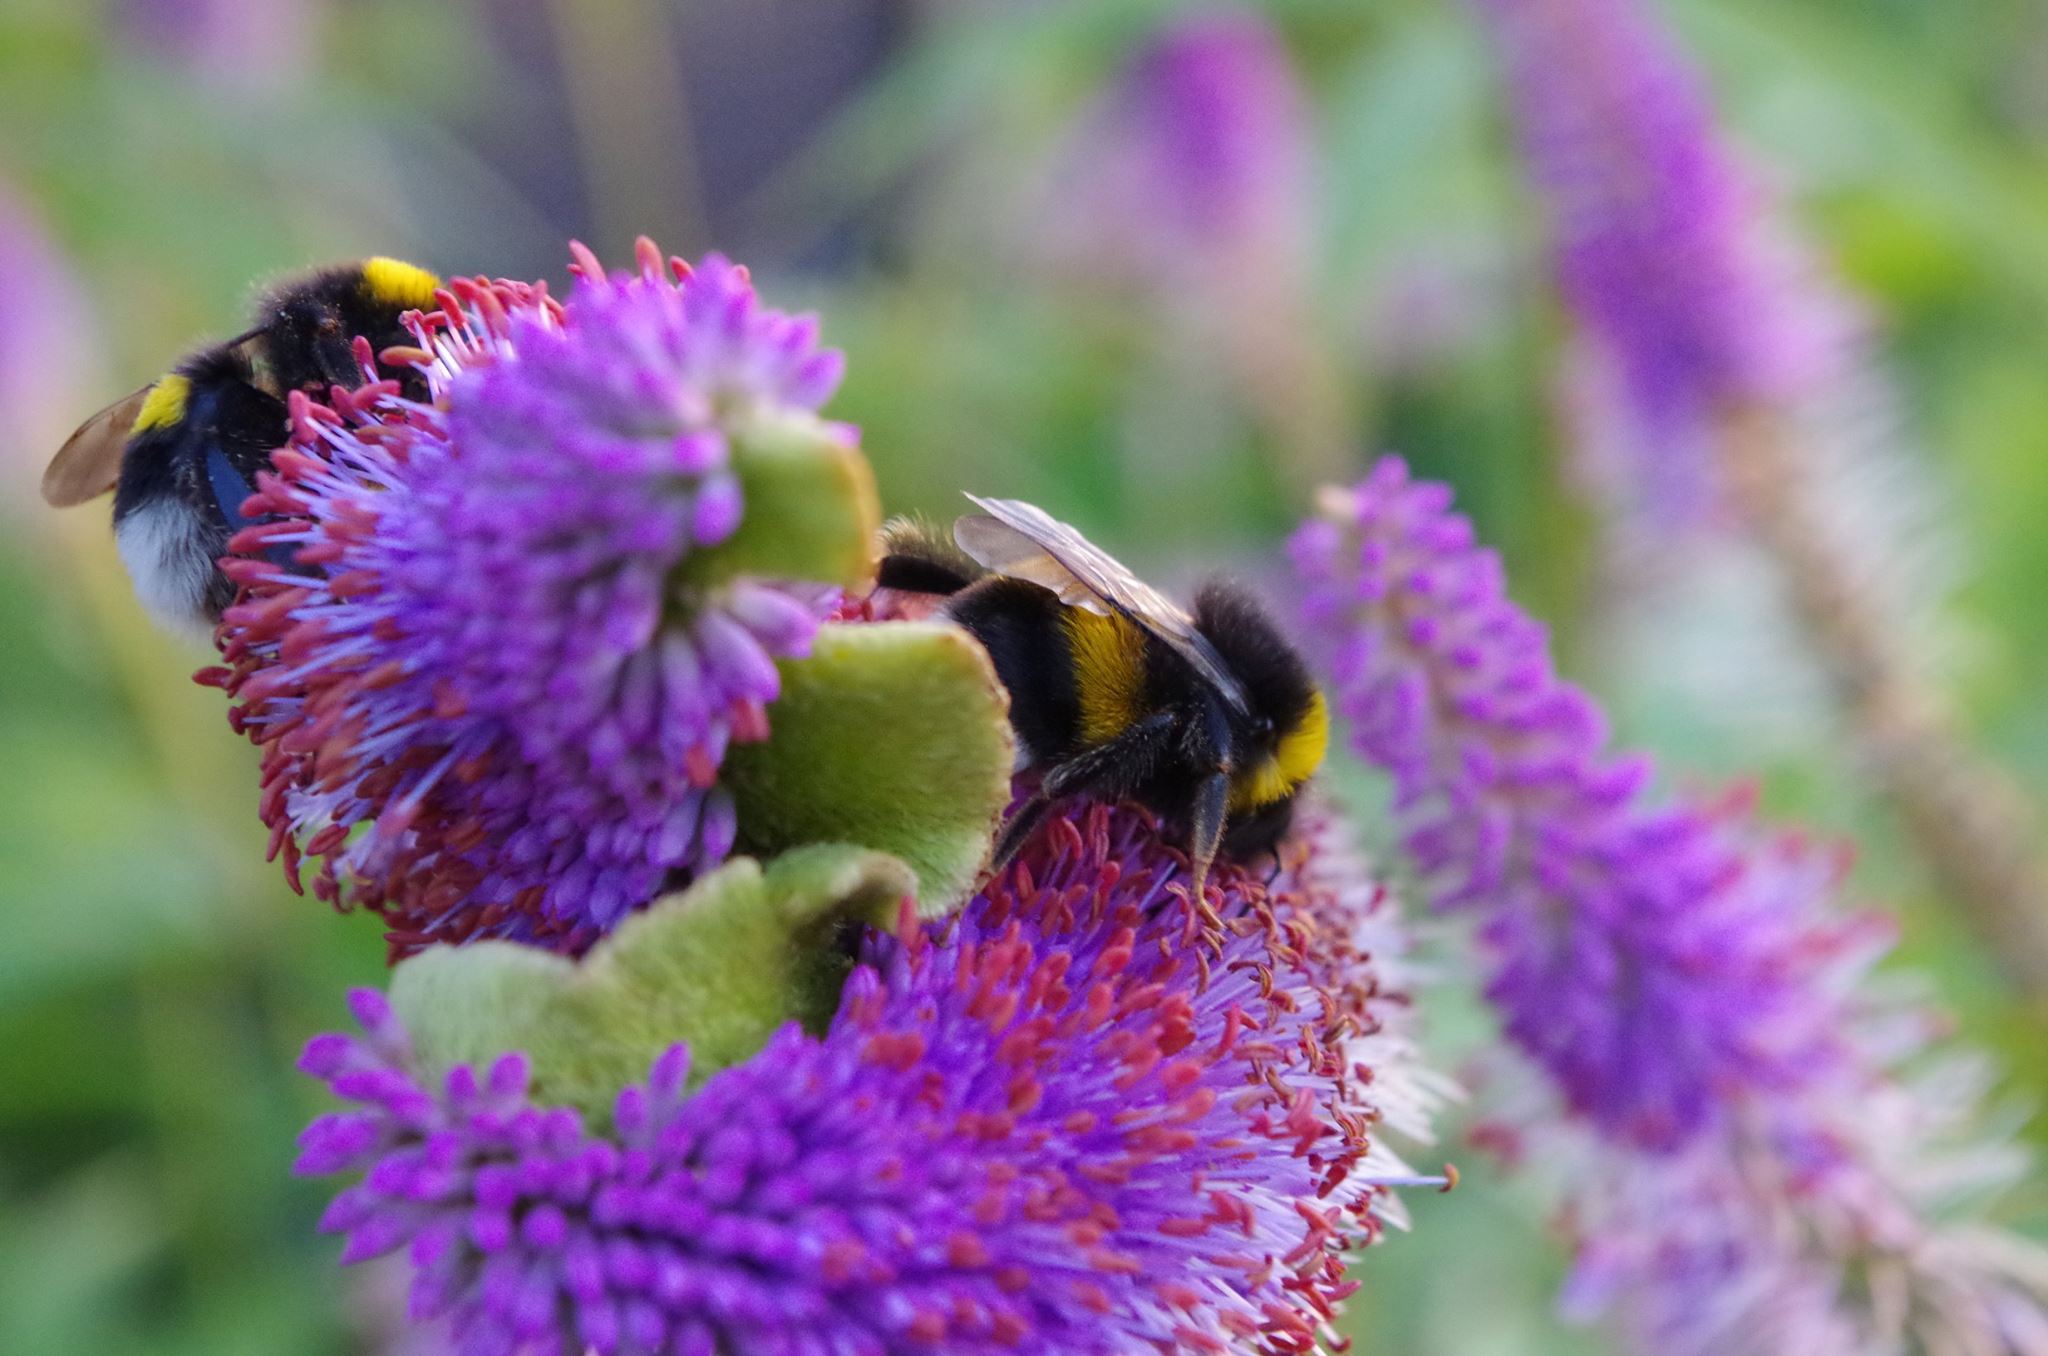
[0, 182, 97, 514]
[297, 803, 1445, 1355]
[1474, 0, 1842, 521]
[206, 243, 843, 955]
[1293, 457, 2048, 1352]
[121, 0, 319, 93]
[1055, 10, 1311, 287]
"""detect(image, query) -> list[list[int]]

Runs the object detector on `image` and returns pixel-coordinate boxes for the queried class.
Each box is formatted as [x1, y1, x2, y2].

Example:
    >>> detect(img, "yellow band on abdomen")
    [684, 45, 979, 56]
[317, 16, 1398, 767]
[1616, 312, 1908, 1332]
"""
[132, 374, 191, 433]
[361, 257, 441, 310]
[1064, 608, 1147, 746]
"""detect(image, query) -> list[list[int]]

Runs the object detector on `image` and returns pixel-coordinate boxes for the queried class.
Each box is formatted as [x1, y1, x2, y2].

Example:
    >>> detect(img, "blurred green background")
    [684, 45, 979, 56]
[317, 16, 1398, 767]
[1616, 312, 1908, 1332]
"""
[1, 0, 2045, 1351]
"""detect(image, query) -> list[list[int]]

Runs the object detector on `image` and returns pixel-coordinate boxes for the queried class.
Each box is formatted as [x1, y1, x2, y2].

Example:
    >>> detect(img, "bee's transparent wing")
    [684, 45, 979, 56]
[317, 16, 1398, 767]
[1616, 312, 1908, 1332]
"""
[954, 494, 1250, 714]
[42, 386, 149, 507]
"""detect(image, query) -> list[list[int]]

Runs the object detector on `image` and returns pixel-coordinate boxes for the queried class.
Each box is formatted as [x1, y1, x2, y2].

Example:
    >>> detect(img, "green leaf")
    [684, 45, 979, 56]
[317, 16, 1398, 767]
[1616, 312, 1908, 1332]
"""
[678, 411, 881, 591]
[385, 943, 563, 1094]
[725, 621, 1015, 914]
[386, 845, 917, 1126]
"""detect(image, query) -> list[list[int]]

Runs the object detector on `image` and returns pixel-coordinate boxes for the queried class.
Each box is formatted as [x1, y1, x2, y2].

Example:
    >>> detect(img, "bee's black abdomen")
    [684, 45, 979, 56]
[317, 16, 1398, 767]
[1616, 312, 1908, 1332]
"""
[112, 346, 292, 626]
[946, 576, 1083, 763]
[111, 348, 284, 524]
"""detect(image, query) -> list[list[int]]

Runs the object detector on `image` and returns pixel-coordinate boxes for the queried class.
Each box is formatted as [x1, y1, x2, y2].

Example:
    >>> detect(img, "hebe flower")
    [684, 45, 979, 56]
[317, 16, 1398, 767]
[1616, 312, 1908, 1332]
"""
[1483, 0, 2048, 1041]
[206, 242, 847, 954]
[296, 803, 1445, 1355]
[2, 180, 96, 505]
[1086, 10, 1310, 273]
[1294, 457, 2048, 1352]
[122, 0, 319, 94]
[1474, 0, 1838, 521]
[1512, 799, 2048, 1356]
[1292, 457, 1863, 1145]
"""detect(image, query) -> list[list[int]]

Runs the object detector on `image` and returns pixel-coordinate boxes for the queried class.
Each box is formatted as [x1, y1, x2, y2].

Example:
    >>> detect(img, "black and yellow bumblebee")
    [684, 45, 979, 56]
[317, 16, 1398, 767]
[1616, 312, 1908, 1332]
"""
[42, 257, 443, 636]
[880, 495, 1329, 898]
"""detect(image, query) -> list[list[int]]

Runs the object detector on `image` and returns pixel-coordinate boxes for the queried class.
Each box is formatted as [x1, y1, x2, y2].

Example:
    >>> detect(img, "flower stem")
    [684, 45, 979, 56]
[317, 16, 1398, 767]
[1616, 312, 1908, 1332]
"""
[1720, 401, 2048, 999]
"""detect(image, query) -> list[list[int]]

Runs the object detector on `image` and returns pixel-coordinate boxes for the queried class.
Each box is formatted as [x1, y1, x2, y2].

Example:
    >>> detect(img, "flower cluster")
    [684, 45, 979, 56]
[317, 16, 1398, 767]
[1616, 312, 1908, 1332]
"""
[296, 802, 1443, 1356]
[1294, 457, 2047, 1352]
[204, 243, 844, 954]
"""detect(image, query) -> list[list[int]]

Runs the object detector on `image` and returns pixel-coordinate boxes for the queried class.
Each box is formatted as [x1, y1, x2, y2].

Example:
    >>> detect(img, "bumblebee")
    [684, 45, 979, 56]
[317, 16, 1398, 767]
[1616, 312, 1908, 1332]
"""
[42, 258, 443, 636]
[880, 495, 1329, 898]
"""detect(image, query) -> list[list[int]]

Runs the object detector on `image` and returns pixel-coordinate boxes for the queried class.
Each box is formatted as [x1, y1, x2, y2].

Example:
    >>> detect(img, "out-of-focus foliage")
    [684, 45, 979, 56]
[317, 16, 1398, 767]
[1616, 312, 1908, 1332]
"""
[0, 0, 2044, 1351]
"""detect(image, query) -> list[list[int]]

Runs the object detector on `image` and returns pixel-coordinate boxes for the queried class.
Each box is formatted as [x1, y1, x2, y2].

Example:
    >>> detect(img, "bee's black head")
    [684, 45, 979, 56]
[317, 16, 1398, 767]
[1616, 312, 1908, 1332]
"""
[255, 260, 440, 400]
[1192, 580, 1329, 809]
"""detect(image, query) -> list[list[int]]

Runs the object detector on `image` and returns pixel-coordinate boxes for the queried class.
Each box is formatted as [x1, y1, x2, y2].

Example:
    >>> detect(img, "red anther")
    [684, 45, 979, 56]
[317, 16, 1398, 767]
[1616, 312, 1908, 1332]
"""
[1069, 1281, 1113, 1315]
[988, 1311, 1028, 1345]
[818, 1238, 864, 1285]
[219, 556, 274, 585]
[944, 1233, 989, 1269]
[1073, 1160, 1131, 1187]
[326, 569, 380, 600]
[305, 824, 350, 857]
[728, 698, 770, 743]
[360, 660, 409, 691]
[472, 284, 509, 336]
[430, 681, 466, 720]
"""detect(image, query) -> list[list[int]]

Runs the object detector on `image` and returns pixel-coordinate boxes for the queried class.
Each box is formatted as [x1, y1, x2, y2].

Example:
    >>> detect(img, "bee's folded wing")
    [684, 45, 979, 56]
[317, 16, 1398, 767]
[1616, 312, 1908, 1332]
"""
[955, 494, 1250, 714]
[42, 386, 150, 507]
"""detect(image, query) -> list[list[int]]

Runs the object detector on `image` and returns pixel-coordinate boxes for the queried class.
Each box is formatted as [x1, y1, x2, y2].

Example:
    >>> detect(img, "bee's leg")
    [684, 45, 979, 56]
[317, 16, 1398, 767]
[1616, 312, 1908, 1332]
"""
[989, 792, 1056, 871]
[1187, 771, 1230, 906]
[987, 713, 1177, 872]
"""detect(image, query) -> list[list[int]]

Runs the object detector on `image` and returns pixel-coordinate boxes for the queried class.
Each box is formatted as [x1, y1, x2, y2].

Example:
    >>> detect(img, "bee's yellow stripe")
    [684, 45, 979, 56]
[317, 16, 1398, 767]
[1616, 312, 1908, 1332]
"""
[132, 374, 191, 433]
[1229, 688, 1329, 812]
[1064, 608, 1147, 746]
[360, 257, 441, 310]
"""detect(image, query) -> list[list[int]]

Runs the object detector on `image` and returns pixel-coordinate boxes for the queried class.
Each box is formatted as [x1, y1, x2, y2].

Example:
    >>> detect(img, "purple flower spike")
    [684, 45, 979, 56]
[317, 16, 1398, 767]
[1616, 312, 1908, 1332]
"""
[1295, 458, 1855, 1145]
[206, 243, 842, 956]
[0, 182, 96, 503]
[298, 803, 1447, 1355]
[1294, 458, 2048, 1352]
[1056, 9, 1311, 285]
[1475, 0, 1839, 521]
